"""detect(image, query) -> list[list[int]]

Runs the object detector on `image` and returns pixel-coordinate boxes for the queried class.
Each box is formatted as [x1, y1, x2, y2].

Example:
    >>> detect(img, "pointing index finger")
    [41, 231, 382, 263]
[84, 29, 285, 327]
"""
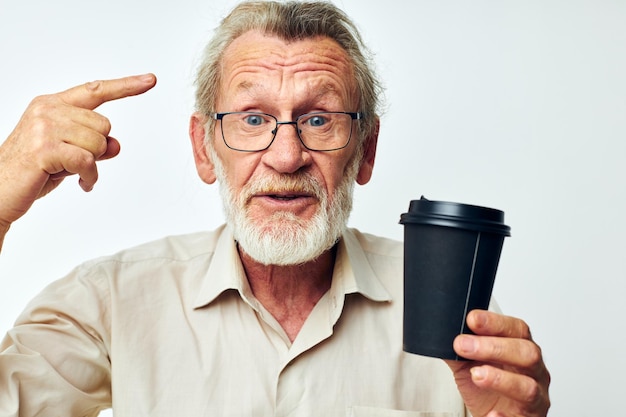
[59, 73, 157, 110]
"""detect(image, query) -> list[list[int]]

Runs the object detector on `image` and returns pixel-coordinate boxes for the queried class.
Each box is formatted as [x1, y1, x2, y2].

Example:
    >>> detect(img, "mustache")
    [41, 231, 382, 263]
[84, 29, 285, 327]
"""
[240, 172, 325, 203]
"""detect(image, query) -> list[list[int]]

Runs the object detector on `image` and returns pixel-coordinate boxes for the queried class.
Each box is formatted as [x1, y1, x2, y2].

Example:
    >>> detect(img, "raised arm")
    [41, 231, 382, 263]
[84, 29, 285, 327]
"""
[0, 74, 157, 250]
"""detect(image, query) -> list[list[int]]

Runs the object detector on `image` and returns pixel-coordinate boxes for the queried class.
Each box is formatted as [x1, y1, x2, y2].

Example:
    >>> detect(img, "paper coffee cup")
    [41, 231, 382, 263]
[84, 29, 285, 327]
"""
[399, 196, 511, 360]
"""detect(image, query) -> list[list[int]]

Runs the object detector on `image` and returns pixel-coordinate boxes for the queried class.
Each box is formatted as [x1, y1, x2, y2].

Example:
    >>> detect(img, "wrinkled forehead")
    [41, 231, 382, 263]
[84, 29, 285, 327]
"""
[217, 31, 359, 107]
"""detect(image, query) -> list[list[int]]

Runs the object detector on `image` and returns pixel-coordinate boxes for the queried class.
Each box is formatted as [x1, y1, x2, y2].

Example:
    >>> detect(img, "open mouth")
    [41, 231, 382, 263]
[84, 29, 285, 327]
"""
[268, 194, 302, 201]
[253, 189, 317, 204]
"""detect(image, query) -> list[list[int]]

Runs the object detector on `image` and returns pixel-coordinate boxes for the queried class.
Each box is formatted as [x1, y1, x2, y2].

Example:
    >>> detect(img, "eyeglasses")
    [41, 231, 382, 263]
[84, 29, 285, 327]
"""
[212, 111, 363, 152]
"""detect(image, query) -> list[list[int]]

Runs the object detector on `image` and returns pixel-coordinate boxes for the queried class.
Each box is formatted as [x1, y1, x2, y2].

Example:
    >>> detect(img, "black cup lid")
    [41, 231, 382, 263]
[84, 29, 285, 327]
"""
[399, 196, 511, 236]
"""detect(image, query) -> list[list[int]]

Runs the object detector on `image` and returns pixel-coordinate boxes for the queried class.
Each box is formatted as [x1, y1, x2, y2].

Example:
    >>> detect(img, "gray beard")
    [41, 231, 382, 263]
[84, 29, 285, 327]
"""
[207, 143, 362, 266]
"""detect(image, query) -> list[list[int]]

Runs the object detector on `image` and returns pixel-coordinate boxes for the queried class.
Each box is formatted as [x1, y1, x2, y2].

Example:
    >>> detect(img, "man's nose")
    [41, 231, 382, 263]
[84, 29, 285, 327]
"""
[263, 121, 310, 173]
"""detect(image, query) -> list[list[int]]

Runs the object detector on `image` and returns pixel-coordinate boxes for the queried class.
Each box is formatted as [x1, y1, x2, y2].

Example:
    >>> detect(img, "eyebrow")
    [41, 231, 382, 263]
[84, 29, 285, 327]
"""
[234, 81, 345, 106]
[235, 80, 255, 93]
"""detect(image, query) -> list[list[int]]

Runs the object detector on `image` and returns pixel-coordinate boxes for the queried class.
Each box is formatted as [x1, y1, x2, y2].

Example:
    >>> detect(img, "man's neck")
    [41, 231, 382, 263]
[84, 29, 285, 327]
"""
[238, 245, 336, 342]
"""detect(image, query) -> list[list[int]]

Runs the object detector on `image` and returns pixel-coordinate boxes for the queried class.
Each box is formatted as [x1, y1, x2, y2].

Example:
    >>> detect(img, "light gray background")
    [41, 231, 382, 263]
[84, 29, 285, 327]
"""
[1, 1, 624, 416]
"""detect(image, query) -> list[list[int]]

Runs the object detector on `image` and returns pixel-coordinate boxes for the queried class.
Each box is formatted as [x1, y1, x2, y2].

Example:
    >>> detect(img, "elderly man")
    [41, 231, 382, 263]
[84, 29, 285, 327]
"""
[0, 1, 550, 416]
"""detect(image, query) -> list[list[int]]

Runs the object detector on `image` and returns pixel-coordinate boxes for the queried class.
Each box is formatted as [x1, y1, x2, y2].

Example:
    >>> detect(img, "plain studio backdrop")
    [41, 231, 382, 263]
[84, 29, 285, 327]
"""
[1, 1, 625, 415]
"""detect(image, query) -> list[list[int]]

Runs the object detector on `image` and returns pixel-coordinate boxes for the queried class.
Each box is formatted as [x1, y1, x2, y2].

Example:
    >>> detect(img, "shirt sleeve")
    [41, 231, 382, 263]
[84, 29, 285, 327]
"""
[0, 264, 112, 416]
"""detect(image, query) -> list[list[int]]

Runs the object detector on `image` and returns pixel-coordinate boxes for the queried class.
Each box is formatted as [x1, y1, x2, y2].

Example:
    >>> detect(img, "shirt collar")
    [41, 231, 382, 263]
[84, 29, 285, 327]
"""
[193, 225, 392, 309]
[334, 228, 392, 302]
[193, 224, 252, 309]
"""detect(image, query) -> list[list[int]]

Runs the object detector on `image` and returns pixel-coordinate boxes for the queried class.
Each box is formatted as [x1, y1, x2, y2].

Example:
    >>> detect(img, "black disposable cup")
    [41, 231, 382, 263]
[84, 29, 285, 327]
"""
[399, 196, 511, 360]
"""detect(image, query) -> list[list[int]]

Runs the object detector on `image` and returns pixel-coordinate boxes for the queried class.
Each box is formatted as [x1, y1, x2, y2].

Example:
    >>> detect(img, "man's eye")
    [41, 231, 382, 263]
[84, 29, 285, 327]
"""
[244, 115, 264, 126]
[307, 116, 327, 127]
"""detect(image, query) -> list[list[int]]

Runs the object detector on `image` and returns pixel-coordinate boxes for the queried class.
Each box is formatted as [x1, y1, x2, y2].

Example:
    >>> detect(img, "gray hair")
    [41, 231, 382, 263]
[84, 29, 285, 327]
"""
[194, 0, 383, 144]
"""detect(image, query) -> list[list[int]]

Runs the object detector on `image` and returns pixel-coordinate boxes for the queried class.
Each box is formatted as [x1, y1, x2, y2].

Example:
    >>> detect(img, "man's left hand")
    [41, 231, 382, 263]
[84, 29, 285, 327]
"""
[445, 310, 551, 417]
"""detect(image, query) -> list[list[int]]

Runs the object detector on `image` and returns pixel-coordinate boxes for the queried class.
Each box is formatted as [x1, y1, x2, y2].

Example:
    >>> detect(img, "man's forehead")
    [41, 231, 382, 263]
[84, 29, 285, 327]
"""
[217, 31, 356, 102]
[222, 30, 351, 68]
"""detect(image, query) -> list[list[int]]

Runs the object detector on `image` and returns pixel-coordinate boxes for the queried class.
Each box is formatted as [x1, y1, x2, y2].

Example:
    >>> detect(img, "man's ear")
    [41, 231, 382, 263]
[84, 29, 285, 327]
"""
[356, 118, 379, 185]
[189, 112, 217, 184]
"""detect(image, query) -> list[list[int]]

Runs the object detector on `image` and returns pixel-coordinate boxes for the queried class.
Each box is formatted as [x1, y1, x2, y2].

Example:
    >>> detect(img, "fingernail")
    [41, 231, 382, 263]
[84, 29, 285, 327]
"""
[459, 336, 476, 354]
[470, 367, 486, 382]
[139, 73, 155, 83]
[475, 311, 488, 328]
[79, 179, 94, 192]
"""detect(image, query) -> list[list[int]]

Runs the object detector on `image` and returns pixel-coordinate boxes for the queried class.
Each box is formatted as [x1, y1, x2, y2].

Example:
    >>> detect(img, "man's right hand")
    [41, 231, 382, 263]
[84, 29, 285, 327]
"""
[0, 74, 157, 247]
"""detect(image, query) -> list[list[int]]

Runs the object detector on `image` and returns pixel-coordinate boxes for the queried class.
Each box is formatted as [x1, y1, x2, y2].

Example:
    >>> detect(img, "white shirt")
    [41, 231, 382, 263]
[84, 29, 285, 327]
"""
[0, 225, 467, 417]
